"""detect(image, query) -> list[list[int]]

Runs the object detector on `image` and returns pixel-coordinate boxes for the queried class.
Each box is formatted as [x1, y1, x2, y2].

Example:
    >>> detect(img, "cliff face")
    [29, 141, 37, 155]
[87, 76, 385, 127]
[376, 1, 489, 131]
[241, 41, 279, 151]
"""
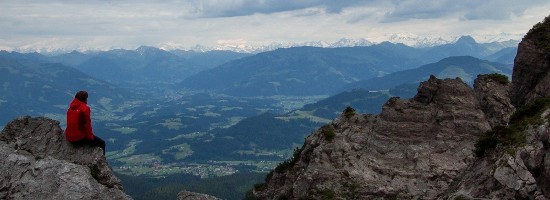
[0, 116, 131, 200]
[444, 107, 550, 199]
[511, 16, 550, 107]
[254, 76, 494, 199]
[253, 15, 550, 200]
[473, 74, 515, 128]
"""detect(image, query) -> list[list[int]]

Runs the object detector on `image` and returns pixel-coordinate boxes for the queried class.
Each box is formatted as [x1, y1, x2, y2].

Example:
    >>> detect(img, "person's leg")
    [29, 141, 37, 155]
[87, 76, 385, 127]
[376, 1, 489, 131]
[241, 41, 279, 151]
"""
[69, 137, 106, 155]
[92, 136, 106, 155]
[70, 139, 86, 147]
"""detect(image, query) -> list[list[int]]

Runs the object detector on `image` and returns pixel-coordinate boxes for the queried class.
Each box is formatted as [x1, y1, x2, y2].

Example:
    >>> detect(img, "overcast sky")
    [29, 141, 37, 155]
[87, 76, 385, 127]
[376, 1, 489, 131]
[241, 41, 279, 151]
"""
[1, 0, 549, 52]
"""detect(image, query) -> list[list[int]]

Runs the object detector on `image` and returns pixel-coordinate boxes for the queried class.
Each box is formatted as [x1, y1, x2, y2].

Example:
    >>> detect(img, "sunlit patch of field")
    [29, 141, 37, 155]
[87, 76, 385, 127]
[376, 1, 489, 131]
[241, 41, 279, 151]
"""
[107, 139, 141, 159]
[158, 118, 184, 130]
[162, 143, 193, 160]
[276, 110, 331, 123]
[116, 153, 162, 165]
[202, 110, 221, 117]
[142, 107, 160, 115]
[111, 126, 138, 134]
[235, 148, 293, 158]
[167, 132, 207, 141]
[220, 106, 243, 111]
[209, 160, 281, 172]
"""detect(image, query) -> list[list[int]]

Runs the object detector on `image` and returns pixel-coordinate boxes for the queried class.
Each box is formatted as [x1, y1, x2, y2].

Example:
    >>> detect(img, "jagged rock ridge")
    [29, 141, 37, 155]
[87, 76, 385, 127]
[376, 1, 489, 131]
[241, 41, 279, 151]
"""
[251, 15, 550, 200]
[252, 75, 506, 199]
[0, 116, 131, 200]
[511, 16, 550, 107]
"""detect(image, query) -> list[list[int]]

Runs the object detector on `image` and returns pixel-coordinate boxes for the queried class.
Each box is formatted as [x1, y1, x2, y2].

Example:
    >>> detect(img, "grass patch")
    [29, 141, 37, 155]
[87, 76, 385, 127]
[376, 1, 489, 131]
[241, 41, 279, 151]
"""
[474, 98, 550, 157]
[343, 106, 356, 119]
[528, 16, 550, 51]
[321, 125, 336, 142]
[486, 73, 510, 84]
[273, 147, 303, 173]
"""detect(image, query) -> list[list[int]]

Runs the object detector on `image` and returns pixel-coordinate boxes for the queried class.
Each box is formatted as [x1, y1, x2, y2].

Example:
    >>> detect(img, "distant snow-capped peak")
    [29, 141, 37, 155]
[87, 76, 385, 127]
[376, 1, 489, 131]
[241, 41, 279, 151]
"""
[181, 38, 376, 53]
[384, 33, 456, 48]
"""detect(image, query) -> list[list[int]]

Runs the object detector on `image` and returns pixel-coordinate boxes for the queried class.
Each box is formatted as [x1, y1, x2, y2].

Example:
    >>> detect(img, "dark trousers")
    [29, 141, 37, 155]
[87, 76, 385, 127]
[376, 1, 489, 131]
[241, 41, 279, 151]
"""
[71, 136, 106, 155]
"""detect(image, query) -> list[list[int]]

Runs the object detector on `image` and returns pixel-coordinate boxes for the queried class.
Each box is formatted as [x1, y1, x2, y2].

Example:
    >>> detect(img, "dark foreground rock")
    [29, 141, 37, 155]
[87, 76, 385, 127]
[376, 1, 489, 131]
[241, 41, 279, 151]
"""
[178, 190, 220, 200]
[511, 16, 550, 107]
[0, 116, 131, 200]
[473, 73, 515, 128]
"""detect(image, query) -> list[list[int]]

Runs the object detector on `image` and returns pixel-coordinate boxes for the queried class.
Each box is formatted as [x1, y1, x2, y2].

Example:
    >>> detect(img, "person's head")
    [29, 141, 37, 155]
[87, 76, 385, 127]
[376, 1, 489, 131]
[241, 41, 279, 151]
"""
[75, 91, 88, 103]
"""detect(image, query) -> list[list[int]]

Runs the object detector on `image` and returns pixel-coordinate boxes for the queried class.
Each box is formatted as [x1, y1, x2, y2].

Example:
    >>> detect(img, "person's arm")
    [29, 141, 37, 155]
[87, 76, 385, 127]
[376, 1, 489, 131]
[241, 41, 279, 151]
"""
[83, 106, 95, 140]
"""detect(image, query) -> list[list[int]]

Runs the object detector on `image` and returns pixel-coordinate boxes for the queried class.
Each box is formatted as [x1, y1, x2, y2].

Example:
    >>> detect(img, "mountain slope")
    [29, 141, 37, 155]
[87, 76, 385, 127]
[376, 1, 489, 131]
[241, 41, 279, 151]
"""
[170, 50, 252, 69]
[178, 37, 516, 97]
[340, 56, 512, 92]
[75, 46, 199, 87]
[178, 45, 424, 96]
[0, 53, 133, 126]
[207, 89, 392, 154]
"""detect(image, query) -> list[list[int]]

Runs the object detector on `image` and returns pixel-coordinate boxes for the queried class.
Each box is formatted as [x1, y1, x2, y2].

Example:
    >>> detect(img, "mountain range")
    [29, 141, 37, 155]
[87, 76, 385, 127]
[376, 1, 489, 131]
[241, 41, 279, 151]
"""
[178, 36, 516, 97]
[168, 34, 519, 53]
[341, 56, 512, 92]
[0, 51, 134, 126]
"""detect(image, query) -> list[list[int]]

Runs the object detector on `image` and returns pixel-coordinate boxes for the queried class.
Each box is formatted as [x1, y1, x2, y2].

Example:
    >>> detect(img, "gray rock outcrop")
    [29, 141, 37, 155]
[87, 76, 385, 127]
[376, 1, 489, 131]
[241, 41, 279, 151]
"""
[0, 116, 131, 200]
[443, 109, 550, 199]
[511, 16, 550, 107]
[253, 76, 492, 199]
[178, 190, 220, 200]
[473, 74, 515, 128]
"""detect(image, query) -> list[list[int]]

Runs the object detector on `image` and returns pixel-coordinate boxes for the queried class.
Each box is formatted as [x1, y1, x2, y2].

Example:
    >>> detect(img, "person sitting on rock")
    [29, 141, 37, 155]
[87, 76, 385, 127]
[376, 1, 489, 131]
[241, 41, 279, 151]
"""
[65, 90, 105, 155]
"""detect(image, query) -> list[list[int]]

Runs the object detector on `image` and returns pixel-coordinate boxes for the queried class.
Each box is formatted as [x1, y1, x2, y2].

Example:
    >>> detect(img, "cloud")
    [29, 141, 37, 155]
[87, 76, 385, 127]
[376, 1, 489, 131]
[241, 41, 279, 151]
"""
[383, 0, 550, 22]
[0, 0, 548, 51]
[183, 0, 372, 18]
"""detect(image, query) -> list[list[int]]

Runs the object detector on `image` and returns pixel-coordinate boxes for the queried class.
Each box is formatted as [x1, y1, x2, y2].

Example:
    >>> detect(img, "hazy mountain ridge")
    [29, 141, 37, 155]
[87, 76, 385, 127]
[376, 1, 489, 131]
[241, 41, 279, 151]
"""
[178, 45, 424, 96]
[178, 36, 518, 97]
[75, 47, 197, 87]
[146, 34, 520, 53]
[0, 53, 134, 126]
[341, 56, 512, 92]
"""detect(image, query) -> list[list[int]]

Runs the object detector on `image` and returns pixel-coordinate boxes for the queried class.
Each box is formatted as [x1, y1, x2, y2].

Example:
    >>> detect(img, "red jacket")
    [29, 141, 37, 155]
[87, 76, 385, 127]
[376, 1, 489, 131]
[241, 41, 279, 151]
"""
[65, 98, 94, 141]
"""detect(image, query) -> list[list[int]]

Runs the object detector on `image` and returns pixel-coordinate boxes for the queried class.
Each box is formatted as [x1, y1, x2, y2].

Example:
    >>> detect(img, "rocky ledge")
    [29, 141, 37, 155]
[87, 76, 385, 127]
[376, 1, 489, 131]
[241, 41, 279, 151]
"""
[253, 75, 497, 199]
[0, 116, 131, 200]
